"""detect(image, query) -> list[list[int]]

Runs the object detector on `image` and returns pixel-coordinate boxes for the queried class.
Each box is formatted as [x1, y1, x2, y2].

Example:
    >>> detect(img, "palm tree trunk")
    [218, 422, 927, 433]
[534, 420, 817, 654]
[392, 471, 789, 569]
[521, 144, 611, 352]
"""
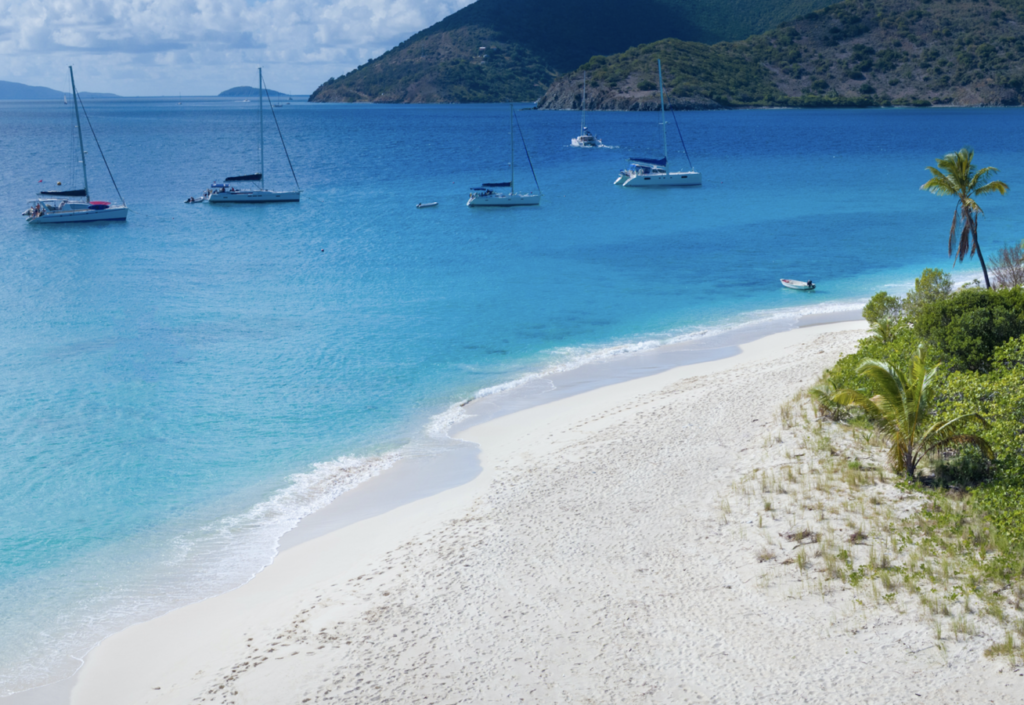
[972, 219, 992, 289]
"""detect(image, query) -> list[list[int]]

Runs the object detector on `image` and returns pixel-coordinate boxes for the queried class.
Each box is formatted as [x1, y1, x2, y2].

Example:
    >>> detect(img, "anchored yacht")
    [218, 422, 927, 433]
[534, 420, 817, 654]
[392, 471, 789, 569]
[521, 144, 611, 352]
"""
[614, 59, 701, 188]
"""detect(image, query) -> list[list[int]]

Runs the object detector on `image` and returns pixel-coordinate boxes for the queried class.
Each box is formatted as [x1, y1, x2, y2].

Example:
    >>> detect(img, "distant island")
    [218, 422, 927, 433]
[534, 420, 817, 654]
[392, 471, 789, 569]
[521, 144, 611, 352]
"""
[219, 86, 290, 98]
[0, 80, 119, 100]
[309, 0, 833, 103]
[310, 0, 1024, 108]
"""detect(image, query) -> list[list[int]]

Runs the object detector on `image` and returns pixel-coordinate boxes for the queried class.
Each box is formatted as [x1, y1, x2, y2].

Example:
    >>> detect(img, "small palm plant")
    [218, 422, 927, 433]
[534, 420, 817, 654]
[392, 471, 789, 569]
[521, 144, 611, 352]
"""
[921, 148, 1008, 290]
[834, 345, 992, 477]
[868, 317, 900, 344]
[809, 373, 850, 422]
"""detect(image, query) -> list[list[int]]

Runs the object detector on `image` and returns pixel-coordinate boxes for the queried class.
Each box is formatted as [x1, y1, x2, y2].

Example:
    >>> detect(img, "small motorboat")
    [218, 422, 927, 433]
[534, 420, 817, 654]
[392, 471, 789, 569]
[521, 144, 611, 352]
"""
[781, 279, 815, 291]
[416, 202, 438, 208]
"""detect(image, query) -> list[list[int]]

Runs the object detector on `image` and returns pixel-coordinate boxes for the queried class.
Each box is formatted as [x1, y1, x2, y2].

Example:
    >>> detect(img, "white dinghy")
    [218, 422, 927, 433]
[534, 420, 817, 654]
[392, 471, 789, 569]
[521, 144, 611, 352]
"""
[781, 279, 816, 291]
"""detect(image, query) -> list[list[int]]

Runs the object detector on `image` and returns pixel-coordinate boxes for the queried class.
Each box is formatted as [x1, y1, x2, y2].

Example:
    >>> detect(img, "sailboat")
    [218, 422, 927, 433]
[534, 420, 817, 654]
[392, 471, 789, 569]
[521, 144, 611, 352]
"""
[24, 67, 128, 223]
[467, 104, 541, 207]
[571, 71, 601, 148]
[204, 68, 300, 203]
[613, 59, 701, 188]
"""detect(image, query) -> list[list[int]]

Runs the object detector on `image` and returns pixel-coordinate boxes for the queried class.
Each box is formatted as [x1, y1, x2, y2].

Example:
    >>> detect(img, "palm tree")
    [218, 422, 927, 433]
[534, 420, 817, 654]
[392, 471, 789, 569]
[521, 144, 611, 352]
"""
[834, 345, 992, 478]
[868, 317, 900, 344]
[921, 148, 1008, 290]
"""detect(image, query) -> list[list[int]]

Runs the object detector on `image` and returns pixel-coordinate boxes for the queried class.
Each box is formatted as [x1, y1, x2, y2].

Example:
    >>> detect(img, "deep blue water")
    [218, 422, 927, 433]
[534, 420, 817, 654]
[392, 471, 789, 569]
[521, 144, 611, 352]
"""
[0, 98, 1020, 693]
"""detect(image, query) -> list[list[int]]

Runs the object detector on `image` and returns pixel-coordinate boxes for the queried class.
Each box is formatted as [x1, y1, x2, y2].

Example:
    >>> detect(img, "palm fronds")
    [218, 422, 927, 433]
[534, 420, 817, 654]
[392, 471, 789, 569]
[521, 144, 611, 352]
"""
[868, 317, 900, 344]
[809, 373, 851, 422]
[833, 345, 992, 477]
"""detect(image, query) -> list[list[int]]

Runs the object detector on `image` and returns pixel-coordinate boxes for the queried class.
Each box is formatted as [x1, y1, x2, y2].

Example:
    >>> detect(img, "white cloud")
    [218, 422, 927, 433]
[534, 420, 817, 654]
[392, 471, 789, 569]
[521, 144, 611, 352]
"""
[0, 0, 474, 95]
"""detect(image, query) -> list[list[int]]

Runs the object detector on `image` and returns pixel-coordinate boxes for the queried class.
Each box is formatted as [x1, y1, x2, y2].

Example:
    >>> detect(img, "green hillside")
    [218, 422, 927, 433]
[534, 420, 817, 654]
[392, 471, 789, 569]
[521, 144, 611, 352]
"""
[538, 0, 1024, 109]
[309, 0, 834, 103]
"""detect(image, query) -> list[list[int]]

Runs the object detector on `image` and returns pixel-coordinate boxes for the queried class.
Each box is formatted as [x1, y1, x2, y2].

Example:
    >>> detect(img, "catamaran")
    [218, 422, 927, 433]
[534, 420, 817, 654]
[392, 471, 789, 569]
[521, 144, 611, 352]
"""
[614, 59, 701, 188]
[203, 68, 300, 203]
[571, 71, 601, 148]
[468, 104, 541, 207]
[24, 67, 128, 224]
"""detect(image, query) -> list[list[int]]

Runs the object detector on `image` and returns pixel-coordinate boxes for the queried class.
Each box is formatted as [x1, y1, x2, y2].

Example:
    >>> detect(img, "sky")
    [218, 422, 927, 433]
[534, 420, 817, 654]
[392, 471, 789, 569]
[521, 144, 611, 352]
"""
[0, 0, 474, 96]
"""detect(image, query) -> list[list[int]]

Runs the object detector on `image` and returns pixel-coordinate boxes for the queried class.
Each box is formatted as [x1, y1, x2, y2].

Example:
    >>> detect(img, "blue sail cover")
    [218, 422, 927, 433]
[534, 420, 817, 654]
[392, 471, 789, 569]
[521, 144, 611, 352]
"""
[629, 157, 667, 166]
[39, 189, 87, 197]
[481, 182, 511, 187]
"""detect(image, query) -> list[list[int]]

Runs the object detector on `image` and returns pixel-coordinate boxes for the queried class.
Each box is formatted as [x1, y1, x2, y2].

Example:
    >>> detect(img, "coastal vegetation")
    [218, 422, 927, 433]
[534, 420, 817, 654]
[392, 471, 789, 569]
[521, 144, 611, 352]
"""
[921, 148, 1008, 290]
[746, 271, 1024, 662]
[538, 0, 1024, 109]
[832, 345, 992, 477]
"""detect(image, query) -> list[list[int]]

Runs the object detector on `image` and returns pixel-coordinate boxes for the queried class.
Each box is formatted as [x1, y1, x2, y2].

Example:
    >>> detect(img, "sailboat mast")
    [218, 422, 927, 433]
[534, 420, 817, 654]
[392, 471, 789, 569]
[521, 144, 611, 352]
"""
[260, 67, 264, 188]
[658, 59, 668, 166]
[69, 66, 89, 201]
[581, 71, 587, 131]
[509, 103, 514, 194]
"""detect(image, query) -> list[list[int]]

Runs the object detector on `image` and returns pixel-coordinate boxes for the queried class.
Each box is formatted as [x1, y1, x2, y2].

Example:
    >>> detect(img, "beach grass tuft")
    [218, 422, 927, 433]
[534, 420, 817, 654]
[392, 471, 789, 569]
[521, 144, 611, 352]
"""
[734, 382, 1024, 665]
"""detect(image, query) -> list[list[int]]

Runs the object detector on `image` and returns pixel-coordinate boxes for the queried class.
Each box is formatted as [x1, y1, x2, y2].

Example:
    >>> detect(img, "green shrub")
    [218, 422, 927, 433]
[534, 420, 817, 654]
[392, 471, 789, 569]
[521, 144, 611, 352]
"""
[916, 288, 1024, 372]
[933, 445, 995, 487]
[903, 268, 953, 323]
[863, 290, 902, 324]
[809, 373, 851, 421]
[935, 338, 1024, 486]
[975, 486, 1024, 551]
[869, 317, 902, 344]
[992, 334, 1024, 372]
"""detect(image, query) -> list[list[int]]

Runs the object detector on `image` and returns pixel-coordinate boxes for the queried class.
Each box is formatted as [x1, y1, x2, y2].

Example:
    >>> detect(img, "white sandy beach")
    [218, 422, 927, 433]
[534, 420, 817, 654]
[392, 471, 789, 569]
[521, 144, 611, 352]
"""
[65, 319, 1023, 704]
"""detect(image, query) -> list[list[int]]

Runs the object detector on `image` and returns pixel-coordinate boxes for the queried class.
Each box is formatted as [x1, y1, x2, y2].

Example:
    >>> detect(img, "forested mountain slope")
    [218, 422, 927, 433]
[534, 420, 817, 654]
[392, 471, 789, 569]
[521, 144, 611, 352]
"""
[537, 0, 1024, 109]
[309, 0, 833, 103]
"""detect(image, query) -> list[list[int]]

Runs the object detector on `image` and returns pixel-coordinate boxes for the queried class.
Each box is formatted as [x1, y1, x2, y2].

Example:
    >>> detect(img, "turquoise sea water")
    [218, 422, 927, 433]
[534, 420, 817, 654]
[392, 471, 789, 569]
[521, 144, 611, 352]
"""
[0, 100, 1019, 694]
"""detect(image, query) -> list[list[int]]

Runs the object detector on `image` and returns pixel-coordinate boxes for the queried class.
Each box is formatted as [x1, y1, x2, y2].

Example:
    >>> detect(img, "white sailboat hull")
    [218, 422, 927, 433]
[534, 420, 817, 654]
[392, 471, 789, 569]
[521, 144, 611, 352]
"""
[28, 205, 128, 223]
[467, 192, 540, 207]
[208, 190, 300, 203]
[615, 170, 702, 187]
